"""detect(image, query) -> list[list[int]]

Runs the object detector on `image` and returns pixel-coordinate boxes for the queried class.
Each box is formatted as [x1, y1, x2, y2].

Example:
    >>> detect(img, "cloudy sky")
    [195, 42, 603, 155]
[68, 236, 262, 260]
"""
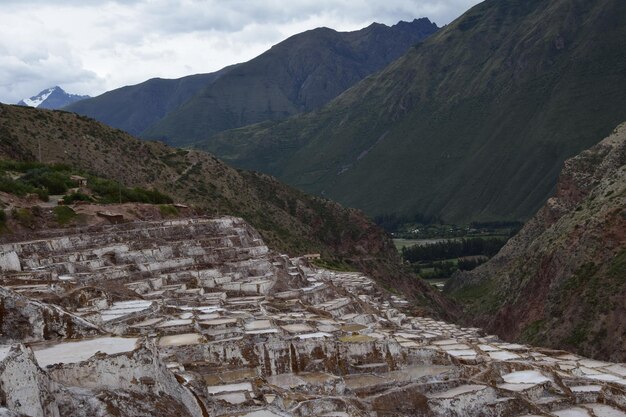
[0, 0, 481, 104]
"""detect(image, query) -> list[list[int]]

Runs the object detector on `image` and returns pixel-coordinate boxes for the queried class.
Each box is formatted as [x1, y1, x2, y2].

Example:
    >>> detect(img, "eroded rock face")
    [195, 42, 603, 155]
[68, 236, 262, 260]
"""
[0, 217, 625, 416]
[0, 287, 101, 344]
[447, 123, 626, 361]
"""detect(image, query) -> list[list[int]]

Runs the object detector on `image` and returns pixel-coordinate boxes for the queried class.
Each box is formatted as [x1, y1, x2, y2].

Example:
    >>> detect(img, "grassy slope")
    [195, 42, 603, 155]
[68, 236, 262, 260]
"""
[143, 20, 438, 146]
[203, 0, 626, 224]
[447, 122, 626, 361]
[0, 104, 456, 318]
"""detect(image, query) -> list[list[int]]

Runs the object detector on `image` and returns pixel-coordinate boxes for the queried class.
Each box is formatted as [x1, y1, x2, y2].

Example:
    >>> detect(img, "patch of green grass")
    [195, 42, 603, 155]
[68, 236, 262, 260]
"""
[159, 204, 179, 217]
[11, 208, 35, 228]
[520, 319, 546, 344]
[607, 250, 626, 283]
[53, 206, 77, 225]
[565, 322, 589, 348]
[311, 258, 357, 272]
[449, 278, 500, 313]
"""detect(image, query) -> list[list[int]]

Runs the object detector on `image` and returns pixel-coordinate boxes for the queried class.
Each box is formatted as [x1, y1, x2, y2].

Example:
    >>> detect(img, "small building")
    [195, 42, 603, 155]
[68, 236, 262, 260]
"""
[70, 175, 88, 187]
[302, 253, 321, 260]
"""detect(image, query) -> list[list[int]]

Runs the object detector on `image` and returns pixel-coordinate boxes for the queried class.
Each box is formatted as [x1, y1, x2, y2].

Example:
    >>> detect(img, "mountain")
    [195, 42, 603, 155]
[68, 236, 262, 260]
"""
[446, 123, 626, 361]
[17, 86, 89, 110]
[141, 19, 438, 146]
[0, 103, 455, 317]
[64, 67, 235, 136]
[202, 0, 626, 225]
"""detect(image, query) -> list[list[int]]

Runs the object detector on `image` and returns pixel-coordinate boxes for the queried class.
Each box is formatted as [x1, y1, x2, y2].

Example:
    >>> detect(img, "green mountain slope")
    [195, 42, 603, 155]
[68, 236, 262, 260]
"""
[446, 123, 626, 361]
[203, 0, 626, 224]
[64, 67, 234, 136]
[0, 104, 456, 318]
[143, 19, 438, 146]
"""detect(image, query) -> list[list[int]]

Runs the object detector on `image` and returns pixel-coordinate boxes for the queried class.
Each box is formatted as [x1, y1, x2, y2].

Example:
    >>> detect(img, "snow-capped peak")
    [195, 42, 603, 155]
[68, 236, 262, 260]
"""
[17, 86, 89, 110]
[21, 86, 59, 108]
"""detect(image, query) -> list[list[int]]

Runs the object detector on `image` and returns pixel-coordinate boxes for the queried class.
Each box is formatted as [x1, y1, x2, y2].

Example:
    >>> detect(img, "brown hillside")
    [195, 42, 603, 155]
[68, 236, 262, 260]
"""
[447, 122, 626, 361]
[0, 104, 456, 318]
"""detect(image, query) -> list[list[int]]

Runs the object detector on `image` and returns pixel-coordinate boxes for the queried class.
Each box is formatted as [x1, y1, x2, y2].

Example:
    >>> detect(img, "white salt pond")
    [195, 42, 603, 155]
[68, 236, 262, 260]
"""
[502, 370, 550, 384]
[296, 332, 332, 339]
[488, 350, 521, 361]
[32, 337, 138, 367]
[0, 346, 12, 361]
[240, 411, 285, 417]
[553, 408, 593, 417]
[585, 404, 626, 417]
[429, 384, 487, 399]
[281, 324, 314, 333]
[207, 382, 252, 394]
[100, 300, 153, 322]
[159, 333, 205, 347]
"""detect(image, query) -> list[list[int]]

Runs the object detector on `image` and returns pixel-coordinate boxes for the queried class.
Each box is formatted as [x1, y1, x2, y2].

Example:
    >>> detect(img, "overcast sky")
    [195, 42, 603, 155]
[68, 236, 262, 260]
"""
[0, 0, 481, 104]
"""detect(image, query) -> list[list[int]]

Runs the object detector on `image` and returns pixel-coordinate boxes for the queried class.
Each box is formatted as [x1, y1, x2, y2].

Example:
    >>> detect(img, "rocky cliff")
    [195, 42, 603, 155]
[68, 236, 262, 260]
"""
[447, 122, 626, 361]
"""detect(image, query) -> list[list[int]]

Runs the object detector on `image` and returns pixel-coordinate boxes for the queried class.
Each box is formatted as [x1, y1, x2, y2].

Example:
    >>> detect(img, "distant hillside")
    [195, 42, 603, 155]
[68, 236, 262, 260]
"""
[64, 67, 234, 136]
[447, 123, 626, 361]
[203, 0, 626, 225]
[18, 86, 89, 110]
[0, 104, 456, 318]
[142, 19, 438, 146]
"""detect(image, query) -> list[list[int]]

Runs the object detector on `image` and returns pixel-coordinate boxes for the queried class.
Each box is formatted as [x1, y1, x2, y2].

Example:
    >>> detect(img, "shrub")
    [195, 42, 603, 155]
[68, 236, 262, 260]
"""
[53, 206, 77, 225]
[11, 208, 35, 228]
[159, 204, 179, 217]
[62, 192, 93, 204]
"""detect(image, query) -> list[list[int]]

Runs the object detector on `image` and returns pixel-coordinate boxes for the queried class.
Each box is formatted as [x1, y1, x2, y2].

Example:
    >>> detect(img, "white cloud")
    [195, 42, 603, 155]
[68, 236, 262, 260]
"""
[0, 0, 482, 104]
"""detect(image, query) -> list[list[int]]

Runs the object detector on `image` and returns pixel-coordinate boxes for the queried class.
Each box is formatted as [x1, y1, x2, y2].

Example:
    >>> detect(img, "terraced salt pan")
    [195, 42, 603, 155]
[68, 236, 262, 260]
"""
[207, 382, 253, 394]
[488, 350, 521, 361]
[33, 337, 138, 367]
[0, 346, 11, 361]
[240, 410, 285, 417]
[502, 370, 551, 384]
[157, 319, 192, 328]
[100, 300, 153, 322]
[584, 404, 626, 417]
[445, 349, 476, 357]
[245, 320, 272, 330]
[570, 385, 602, 392]
[296, 332, 332, 339]
[129, 317, 163, 328]
[281, 324, 314, 333]
[159, 333, 204, 347]
[428, 384, 488, 399]
[553, 408, 592, 417]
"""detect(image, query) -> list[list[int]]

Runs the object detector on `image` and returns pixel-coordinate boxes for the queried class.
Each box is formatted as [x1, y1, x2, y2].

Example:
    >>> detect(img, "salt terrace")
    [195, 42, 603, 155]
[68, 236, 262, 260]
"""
[0, 217, 624, 416]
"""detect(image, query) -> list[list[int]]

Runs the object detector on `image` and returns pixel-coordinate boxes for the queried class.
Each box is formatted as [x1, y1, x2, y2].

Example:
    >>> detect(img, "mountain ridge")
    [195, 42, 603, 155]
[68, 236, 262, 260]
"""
[139, 18, 438, 145]
[200, 0, 626, 224]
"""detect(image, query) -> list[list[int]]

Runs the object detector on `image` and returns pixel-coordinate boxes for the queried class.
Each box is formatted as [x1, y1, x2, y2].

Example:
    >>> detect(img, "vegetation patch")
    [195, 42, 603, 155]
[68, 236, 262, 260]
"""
[53, 206, 77, 225]
[311, 258, 357, 272]
[159, 204, 179, 217]
[11, 208, 35, 229]
[520, 319, 546, 344]
[449, 278, 499, 313]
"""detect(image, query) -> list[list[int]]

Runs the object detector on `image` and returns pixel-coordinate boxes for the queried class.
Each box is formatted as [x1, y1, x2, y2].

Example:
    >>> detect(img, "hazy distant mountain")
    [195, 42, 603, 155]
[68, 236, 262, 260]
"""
[64, 67, 235, 136]
[204, 0, 626, 225]
[143, 18, 438, 146]
[18, 86, 89, 110]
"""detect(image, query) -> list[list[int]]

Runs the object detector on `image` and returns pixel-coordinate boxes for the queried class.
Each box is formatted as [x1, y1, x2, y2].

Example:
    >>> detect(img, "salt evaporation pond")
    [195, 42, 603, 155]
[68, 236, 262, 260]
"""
[33, 337, 139, 367]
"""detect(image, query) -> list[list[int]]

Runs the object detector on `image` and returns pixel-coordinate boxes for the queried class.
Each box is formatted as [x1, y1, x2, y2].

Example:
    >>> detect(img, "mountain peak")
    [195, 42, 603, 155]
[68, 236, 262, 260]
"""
[18, 86, 89, 110]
